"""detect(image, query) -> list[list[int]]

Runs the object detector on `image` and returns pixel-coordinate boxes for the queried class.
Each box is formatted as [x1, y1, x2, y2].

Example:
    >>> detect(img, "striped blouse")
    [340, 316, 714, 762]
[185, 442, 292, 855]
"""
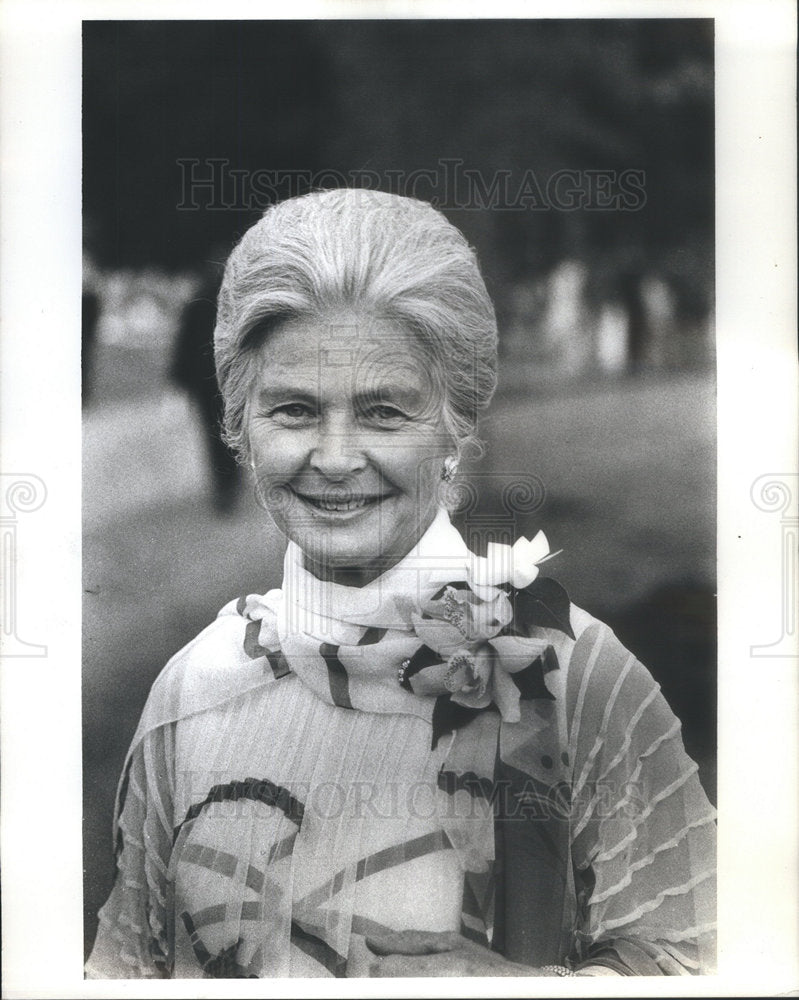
[86, 514, 716, 978]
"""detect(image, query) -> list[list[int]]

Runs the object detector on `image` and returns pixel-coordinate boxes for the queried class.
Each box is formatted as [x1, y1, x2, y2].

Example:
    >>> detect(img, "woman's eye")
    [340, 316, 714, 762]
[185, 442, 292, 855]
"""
[272, 403, 315, 422]
[367, 404, 406, 424]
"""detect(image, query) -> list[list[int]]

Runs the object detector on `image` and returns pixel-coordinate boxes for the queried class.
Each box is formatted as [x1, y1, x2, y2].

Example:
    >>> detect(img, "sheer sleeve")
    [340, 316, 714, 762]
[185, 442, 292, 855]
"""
[85, 723, 176, 979]
[566, 622, 717, 975]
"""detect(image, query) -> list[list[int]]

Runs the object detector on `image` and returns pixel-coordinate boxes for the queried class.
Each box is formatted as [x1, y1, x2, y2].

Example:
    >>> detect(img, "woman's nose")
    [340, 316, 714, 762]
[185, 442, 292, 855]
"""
[309, 414, 368, 479]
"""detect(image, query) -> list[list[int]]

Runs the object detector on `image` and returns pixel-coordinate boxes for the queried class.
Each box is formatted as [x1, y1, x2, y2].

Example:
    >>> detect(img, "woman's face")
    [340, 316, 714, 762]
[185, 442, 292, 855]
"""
[246, 309, 454, 584]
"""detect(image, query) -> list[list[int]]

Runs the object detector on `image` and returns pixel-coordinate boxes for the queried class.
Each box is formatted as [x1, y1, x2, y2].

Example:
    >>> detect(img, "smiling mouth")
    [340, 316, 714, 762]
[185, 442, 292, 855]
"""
[295, 492, 387, 513]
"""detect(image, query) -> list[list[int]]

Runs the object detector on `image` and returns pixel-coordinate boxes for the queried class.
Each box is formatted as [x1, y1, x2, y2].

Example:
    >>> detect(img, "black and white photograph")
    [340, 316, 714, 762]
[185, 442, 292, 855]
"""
[1, 1, 797, 997]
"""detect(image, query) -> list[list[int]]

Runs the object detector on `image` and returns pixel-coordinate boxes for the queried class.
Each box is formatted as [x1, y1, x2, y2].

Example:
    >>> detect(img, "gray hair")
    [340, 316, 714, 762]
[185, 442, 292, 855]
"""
[214, 188, 498, 463]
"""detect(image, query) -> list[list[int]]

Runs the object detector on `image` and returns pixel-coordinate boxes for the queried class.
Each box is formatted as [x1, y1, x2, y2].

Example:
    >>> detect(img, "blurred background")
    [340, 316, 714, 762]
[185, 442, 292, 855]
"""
[82, 19, 715, 959]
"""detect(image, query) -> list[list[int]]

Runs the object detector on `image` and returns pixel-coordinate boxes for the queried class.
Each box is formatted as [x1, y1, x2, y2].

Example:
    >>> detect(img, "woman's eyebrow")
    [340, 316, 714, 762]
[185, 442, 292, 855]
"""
[354, 383, 427, 406]
[255, 382, 429, 409]
[256, 386, 318, 406]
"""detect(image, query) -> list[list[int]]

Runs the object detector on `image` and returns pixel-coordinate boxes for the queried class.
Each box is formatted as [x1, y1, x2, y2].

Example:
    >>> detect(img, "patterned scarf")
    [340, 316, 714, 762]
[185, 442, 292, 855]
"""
[232, 507, 575, 747]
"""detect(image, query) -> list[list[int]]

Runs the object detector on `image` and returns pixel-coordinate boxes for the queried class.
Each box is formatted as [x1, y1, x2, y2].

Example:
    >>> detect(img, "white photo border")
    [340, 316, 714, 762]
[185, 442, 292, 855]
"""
[1, 1, 796, 996]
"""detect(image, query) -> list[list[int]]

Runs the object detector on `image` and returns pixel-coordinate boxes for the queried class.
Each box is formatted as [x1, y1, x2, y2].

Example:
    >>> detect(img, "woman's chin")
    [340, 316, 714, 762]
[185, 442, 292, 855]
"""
[299, 538, 393, 584]
[286, 505, 427, 583]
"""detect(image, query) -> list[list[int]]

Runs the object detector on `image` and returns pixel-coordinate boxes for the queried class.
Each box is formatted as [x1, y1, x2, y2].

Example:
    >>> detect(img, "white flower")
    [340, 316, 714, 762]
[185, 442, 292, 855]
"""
[467, 531, 550, 599]
[411, 585, 513, 656]
[445, 647, 493, 709]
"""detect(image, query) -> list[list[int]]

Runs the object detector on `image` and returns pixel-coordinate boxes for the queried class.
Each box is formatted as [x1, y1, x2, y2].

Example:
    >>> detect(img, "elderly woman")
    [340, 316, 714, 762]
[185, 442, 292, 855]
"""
[86, 189, 716, 979]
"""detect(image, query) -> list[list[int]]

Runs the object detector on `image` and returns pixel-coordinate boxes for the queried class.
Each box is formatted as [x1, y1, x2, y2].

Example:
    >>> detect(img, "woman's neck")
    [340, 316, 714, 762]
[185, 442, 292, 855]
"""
[310, 564, 380, 588]
[301, 546, 414, 588]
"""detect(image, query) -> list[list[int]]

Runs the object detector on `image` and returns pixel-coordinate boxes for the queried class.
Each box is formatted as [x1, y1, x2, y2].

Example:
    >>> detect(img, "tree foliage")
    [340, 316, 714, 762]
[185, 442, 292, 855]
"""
[83, 19, 713, 318]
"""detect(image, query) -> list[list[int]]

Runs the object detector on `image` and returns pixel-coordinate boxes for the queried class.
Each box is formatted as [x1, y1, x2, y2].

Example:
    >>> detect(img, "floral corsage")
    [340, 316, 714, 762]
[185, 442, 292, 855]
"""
[400, 532, 574, 739]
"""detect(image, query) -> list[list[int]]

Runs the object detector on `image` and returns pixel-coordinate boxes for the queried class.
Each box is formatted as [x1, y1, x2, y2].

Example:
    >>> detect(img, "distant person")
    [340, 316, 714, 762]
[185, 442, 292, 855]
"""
[171, 251, 240, 511]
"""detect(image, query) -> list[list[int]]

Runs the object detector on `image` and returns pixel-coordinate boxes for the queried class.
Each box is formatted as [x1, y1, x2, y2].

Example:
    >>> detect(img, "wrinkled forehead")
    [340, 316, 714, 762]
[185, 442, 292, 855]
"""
[252, 312, 444, 390]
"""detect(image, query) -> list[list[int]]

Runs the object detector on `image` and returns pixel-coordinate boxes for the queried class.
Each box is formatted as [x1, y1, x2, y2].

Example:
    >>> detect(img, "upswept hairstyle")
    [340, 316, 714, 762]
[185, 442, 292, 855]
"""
[213, 188, 499, 463]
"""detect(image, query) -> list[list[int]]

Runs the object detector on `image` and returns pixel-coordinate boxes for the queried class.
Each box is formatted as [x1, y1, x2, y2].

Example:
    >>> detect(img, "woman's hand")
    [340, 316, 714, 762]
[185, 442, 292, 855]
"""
[354, 930, 551, 977]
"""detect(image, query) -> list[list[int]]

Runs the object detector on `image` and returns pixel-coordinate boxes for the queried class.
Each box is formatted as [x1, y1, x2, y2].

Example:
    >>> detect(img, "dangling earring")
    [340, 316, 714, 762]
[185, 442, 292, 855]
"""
[442, 455, 459, 483]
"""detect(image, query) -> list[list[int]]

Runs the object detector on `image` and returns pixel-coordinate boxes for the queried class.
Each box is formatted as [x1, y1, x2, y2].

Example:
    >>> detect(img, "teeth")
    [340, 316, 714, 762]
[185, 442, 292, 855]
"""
[305, 496, 373, 512]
